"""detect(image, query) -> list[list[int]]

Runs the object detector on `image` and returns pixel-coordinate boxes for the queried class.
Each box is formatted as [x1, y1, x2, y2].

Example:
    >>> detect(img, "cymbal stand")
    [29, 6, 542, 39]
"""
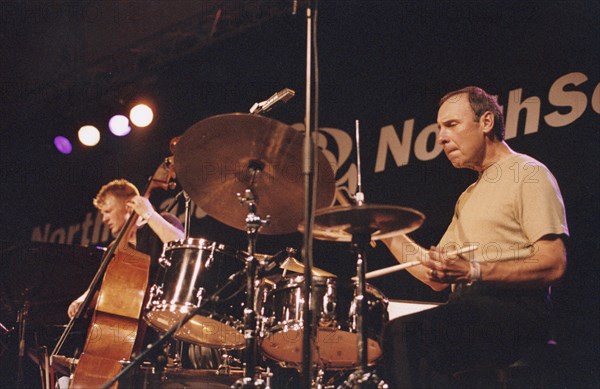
[338, 120, 387, 389]
[336, 232, 386, 389]
[233, 174, 270, 388]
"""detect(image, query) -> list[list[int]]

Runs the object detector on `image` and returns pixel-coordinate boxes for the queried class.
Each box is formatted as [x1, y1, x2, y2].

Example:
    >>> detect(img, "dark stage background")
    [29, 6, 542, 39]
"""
[1, 1, 598, 387]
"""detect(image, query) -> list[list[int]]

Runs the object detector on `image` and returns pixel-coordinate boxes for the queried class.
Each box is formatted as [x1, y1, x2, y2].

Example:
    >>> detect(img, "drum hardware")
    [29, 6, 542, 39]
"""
[296, 121, 425, 389]
[137, 364, 246, 388]
[217, 348, 235, 375]
[231, 182, 271, 388]
[164, 340, 182, 369]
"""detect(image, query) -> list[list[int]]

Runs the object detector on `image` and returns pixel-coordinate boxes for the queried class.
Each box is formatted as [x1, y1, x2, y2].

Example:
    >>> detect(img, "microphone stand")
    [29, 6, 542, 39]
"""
[301, 1, 319, 388]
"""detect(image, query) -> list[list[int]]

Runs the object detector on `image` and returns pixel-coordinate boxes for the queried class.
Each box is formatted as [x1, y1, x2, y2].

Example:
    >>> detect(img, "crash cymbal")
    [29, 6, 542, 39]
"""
[301, 204, 425, 242]
[280, 255, 336, 277]
[174, 113, 335, 234]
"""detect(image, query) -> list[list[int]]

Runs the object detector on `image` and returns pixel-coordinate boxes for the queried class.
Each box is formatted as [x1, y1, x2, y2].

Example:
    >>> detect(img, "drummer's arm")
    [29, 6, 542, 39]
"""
[382, 235, 449, 291]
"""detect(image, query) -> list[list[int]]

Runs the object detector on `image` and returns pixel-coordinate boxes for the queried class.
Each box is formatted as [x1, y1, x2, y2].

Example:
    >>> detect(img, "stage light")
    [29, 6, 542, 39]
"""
[129, 104, 153, 127]
[78, 125, 100, 146]
[54, 136, 72, 154]
[108, 115, 131, 136]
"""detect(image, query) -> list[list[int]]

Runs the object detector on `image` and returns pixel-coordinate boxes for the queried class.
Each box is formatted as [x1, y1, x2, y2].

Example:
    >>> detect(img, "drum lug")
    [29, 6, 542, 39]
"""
[196, 287, 206, 306]
[158, 254, 171, 268]
[321, 282, 337, 325]
[258, 315, 273, 337]
[147, 284, 163, 310]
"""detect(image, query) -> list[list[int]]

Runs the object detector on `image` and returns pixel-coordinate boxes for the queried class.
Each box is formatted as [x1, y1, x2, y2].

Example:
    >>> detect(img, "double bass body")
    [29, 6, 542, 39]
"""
[70, 243, 150, 388]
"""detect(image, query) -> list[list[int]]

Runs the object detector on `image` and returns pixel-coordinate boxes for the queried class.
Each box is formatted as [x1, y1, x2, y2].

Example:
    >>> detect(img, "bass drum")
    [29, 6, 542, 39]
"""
[258, 275, 388, 370]
[145, 238, 246, 349]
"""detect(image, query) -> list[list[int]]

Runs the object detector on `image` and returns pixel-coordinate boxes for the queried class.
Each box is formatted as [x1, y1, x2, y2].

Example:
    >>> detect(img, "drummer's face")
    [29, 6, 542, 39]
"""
[100, 194, 130, 237]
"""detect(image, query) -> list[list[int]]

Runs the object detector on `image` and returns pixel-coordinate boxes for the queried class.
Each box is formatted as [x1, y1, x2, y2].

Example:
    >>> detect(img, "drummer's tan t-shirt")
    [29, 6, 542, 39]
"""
[438, 153, 568, 264]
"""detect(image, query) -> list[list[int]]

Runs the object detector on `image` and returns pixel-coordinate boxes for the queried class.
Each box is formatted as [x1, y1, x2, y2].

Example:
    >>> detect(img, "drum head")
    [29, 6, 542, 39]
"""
[261, 327, 382, 369]
[146, 310, 245, 349]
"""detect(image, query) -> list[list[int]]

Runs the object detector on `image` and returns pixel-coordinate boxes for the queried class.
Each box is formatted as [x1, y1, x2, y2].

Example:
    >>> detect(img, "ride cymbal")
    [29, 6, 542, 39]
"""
[300, 204, 425, 242]
[174, 113, 335, 234]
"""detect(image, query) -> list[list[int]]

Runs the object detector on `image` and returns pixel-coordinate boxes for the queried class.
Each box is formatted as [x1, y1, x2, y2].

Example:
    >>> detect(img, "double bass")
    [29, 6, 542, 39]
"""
[56, 158, 175, 388]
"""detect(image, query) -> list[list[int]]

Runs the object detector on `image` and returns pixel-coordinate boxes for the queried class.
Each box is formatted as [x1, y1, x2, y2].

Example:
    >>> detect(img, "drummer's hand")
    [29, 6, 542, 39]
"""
[127, 196, 155, 220]
[421, 246, 472, 284]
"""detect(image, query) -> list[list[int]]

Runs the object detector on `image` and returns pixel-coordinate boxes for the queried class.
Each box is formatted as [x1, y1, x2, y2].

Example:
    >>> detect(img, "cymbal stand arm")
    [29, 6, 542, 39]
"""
[354, 120, 365, 205]
[353, 233, 370, 371]
[183, 191, 192, 239]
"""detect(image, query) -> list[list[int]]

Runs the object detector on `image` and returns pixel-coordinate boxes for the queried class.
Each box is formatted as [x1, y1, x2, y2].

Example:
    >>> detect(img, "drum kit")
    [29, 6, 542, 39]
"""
[136, 112, 425, 388]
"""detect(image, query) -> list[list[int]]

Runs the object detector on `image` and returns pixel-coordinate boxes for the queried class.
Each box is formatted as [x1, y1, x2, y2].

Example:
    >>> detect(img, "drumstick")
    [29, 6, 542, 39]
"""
[361, 245, 479, 280]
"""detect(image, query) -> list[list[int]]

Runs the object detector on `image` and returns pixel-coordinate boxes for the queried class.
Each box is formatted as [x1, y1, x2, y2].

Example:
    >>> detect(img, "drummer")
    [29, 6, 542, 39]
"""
[381, 87, 568, 387]
[67, 178, 184, 319]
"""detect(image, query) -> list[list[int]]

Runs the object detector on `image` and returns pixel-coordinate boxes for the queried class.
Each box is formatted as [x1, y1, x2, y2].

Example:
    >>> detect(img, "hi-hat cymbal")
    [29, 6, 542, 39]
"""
[301, 204, 425, 242]
[280, 255, 336, 277]
[174, 113, 335, 235]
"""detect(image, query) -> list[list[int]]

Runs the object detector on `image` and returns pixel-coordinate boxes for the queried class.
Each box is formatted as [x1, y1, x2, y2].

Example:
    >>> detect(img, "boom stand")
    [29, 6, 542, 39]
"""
[233, 182, 270, 388]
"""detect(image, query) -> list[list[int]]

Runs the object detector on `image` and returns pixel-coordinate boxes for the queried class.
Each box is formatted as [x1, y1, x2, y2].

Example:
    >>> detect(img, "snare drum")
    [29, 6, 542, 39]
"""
[145, 238, 246, 348]
[258, 275, 388, 369]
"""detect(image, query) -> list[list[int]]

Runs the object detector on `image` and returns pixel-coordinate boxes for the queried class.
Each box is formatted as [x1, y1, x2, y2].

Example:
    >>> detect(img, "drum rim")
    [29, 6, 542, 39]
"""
[163, 238, 241, 256]
[274, 274, 336, 288]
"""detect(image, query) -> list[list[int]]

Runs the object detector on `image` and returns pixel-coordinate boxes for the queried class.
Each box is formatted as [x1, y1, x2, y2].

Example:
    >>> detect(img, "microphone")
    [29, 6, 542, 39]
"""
[249, 88, 296, 115]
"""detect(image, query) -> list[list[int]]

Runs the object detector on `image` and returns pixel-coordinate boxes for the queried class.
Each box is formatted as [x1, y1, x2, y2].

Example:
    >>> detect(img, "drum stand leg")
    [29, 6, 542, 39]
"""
[232, 184, 270, 389]
[217, 348, 232, 375]
[338, 232, 387, 389]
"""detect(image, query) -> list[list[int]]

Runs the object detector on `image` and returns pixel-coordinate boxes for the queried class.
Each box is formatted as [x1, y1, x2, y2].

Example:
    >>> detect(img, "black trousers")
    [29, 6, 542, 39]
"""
[381, 285, 550, 389]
